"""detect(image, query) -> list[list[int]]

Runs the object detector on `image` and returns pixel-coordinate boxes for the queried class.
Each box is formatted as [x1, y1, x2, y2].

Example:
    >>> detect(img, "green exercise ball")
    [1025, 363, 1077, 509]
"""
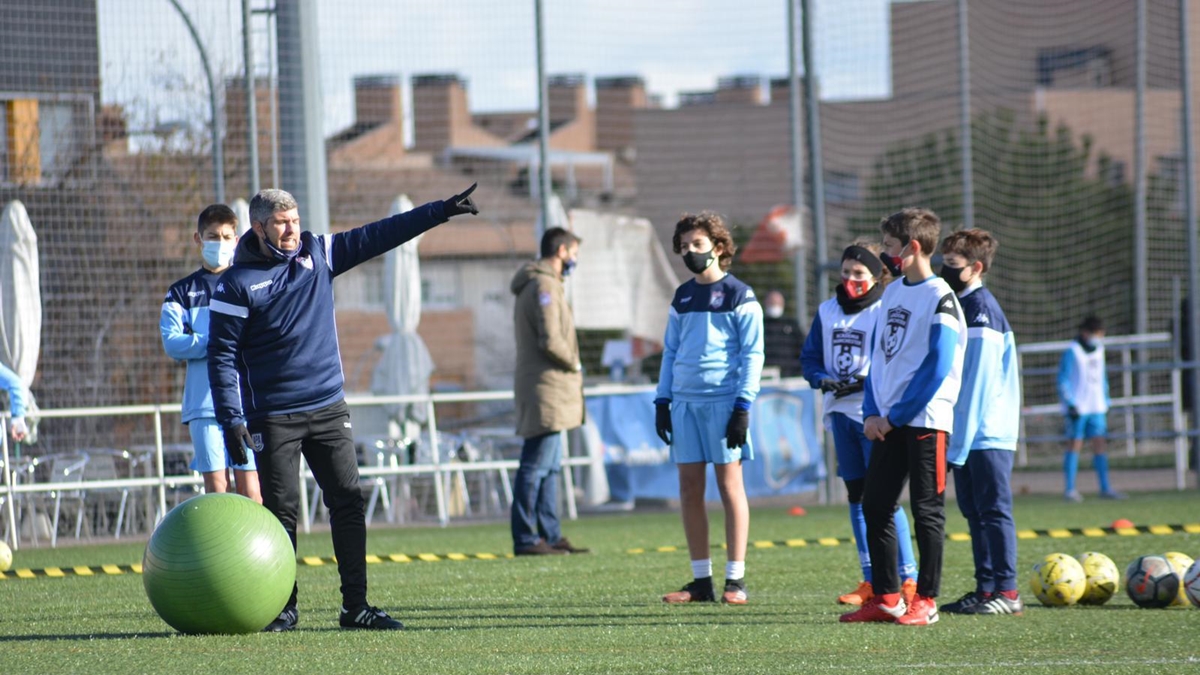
[143, 493, 295, 634]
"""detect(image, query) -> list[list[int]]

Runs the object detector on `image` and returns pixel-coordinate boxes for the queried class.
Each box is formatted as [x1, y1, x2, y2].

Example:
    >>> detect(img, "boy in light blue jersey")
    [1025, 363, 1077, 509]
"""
[160, 204, 261, 501]
[1058, 315, 1124, 501]
[801, 241, 918, 608]
[0, 362, 29, 443]
[937, 229, 1023, 616]
[655, 212, 764, 605]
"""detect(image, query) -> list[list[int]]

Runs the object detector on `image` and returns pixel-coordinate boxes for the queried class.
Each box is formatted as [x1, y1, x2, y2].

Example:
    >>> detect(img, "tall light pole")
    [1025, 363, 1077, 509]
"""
[166, 0, 224, 204]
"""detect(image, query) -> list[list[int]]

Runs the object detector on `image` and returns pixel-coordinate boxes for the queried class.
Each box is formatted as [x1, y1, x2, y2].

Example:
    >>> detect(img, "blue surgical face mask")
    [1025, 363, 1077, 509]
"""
[563, 257, 577, 277]
[202, 240, 237, 269]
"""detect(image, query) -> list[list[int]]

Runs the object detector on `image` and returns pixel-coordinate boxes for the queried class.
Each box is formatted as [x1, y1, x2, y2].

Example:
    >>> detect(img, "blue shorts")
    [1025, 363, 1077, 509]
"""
[828, 412, 871, 481]
[1065, 413, 1106, 440]
[669, 399, 753, 465]
[188, 418, 256, 472]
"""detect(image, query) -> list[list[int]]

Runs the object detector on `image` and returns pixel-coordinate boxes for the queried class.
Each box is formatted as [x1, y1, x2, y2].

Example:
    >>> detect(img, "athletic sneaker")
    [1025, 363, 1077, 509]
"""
[662, 577, 715, 603]
[838, 595, 905, 623]
[1099, 490, 1127, 500]
[896, 595, 939, 626]
[339, 605, 405, 630]
[838, 581, 873, 606]
[939, 591, 986, 615]
[722, 578, 748, 605]
[263, 607, 297, 632]
[965, 593, 1024, 616]
[901, 579, 917, 606]
[1064, 490, 1084, 503]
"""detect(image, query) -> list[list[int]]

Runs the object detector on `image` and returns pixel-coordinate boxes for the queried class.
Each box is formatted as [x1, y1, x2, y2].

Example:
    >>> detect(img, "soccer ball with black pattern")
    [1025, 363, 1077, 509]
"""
[1124, 555, 1180, 609]
[1075, 552, 1118, 606]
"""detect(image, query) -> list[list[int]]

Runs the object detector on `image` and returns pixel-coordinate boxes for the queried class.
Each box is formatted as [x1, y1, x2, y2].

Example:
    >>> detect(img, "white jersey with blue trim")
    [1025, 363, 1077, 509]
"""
[800, 296, 882, 424]
[655, 274, 765, 404]
[1058, 340, 1109, 415]
[948, 284, 1021, 465]
[863, 275, 965, 432]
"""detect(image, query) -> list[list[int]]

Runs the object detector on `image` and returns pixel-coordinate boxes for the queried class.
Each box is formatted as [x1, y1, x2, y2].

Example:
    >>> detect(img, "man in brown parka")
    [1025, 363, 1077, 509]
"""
[509, 226, 589, 555]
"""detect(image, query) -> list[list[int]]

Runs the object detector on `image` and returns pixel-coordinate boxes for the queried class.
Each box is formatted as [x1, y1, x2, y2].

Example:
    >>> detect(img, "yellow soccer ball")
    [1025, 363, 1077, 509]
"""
[1163, 552, 1195, 608]
[1076, 552, 1119, 605]
[1030, 553, 1086, 607]
[0, 540, 11, 572]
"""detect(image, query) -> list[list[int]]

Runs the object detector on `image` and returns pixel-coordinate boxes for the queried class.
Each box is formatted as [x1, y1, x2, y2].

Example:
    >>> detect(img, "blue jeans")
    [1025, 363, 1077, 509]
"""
[511, 432, 563, 549]
[953, 449, 1018, 593]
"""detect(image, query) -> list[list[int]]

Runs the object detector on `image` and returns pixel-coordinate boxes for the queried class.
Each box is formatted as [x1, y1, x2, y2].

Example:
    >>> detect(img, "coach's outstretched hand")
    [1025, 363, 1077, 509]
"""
[725, 409, 749, 449]
[444, 183, 479, 217]
[223, 423, 254, 466]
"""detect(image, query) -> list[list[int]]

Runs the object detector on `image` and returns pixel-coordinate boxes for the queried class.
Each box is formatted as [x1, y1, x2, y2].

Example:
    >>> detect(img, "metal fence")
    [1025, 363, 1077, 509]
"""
[1, 0, 1199, 456]
[3, 335, 1194, 550]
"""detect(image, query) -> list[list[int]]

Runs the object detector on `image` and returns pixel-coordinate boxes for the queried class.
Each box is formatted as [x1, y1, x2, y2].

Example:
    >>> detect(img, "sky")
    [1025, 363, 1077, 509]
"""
[97, 0, 892, 138]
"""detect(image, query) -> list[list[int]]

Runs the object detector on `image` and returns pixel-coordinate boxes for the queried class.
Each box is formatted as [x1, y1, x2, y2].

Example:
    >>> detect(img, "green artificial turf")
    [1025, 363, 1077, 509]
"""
[1, 490, 1198, 674]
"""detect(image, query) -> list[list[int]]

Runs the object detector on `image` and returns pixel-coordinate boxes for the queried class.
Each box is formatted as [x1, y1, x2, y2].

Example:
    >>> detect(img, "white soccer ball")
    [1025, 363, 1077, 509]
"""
[1183, 560, 1200, 608]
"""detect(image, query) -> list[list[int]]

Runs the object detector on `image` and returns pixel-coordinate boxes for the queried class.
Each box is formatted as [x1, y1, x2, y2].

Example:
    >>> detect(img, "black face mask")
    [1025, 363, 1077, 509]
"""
[683, 249, 717, 275]
[940, 264, 968, 293]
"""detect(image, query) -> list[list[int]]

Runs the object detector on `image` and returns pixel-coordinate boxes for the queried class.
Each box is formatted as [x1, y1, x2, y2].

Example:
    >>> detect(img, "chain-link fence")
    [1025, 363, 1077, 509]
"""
[1, 0, 1197, 462]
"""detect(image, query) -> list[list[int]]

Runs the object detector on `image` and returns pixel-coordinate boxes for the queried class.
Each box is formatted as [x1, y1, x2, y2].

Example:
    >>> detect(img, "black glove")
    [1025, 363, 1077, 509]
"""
[833, 375, 866, 399]
[818, 378, 840, 394]
[655, 402, 673, 445]
[1066, 404, 1080, 419]
[726, 409, 750, 449]
[443, 183, 479, 217]
[223, 423, 254, 466]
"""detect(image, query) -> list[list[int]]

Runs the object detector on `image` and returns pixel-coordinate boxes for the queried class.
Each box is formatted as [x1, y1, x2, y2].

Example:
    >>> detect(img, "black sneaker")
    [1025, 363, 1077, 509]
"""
[340, 605, 405, 630]
[662, 577, 716, 603]
[263, 607, 298, 632]
[964, 593, 1024, 616]
[722, 578, 748, 605]
[939, 591, 987, 615]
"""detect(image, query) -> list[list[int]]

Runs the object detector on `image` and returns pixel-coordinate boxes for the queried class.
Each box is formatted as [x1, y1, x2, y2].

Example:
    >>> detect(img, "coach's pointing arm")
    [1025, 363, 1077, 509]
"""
[326, 183, 480, 276]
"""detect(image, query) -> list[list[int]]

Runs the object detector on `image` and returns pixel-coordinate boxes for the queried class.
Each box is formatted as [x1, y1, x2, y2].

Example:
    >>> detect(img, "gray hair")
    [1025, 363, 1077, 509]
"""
[248, 189, 298, 226]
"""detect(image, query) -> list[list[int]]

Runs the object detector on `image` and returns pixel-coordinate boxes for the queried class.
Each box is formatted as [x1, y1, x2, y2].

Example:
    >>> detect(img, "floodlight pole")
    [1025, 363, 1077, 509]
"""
[166, 0, 225, 204]
[1180, 0, 1200, 490]
[534, 0, 553, 239]
[787, 0, 809, 324]
[242, 0, 260, 196]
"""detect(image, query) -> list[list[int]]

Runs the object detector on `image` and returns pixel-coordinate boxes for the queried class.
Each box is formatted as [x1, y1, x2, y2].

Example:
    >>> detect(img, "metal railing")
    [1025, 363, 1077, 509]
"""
[0, 388, 607, 550]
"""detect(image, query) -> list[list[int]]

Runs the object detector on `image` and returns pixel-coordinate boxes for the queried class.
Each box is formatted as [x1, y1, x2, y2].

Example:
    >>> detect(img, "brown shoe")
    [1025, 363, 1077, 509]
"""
[551, 537, 590, 554]
[514, 540, 568, 556]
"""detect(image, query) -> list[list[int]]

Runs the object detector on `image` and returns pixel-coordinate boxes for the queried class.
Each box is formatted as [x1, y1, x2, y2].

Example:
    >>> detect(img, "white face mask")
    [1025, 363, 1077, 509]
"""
[765, 305, 784, 319]
[202, 240, 237, 269]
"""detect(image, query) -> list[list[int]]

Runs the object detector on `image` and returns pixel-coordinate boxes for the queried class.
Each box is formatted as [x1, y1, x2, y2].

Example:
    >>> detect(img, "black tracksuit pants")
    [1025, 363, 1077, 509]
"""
[861, 425, 947, 599]
[249, 399, 367, 610]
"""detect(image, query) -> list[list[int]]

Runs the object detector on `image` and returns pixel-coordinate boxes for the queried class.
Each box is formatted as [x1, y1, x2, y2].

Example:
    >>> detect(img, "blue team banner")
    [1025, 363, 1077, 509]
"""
[586, 386, 825, 501]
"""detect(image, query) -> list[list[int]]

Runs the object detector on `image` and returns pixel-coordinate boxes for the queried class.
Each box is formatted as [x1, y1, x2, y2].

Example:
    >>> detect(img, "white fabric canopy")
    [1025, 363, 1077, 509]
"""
[370, 195, 434, 423]
[0, 200, 40, 388]
[568, 209, 680, 344]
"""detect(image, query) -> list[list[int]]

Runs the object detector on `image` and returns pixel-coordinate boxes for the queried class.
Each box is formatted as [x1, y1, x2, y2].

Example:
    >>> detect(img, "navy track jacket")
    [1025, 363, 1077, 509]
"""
[207, 201, 447, 429]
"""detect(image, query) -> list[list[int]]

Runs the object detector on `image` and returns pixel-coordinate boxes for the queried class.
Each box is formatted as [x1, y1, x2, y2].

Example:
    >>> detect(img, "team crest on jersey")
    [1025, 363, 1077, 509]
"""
[883, 307, 911, 362]
[709, 290, 725, 308]
[250, 433, 264, 453]
[297, 254, 313, 270]
[831, 328, 866, 379]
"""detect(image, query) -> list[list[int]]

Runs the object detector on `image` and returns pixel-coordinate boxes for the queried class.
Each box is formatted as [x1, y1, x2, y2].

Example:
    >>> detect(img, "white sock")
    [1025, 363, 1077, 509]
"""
[726, 560, 745, 581]
[691, 558, 713, 580]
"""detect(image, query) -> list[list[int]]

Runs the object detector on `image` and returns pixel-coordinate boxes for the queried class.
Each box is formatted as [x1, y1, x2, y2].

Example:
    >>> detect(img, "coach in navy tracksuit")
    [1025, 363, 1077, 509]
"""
[208, 185, 479, 632]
